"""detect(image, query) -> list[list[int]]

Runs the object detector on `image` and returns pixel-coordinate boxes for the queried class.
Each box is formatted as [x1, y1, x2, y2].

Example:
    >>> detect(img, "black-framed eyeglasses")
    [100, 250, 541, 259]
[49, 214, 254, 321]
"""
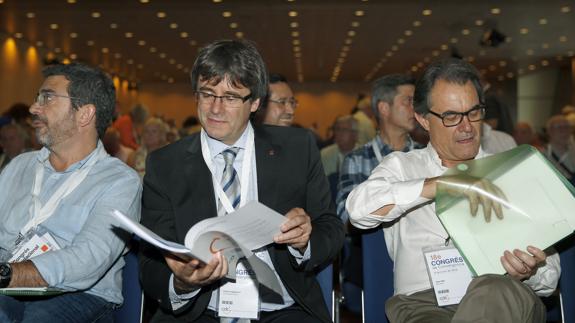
[195, 91, 252, 108]
[427, 105, 486, 127]
[34, 92, 78, 107]
[268, 98, 299, 109]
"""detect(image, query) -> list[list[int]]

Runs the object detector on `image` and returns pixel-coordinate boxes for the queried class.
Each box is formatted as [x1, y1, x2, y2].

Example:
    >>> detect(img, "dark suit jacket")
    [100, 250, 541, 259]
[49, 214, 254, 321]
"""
[139, 125, 344, 322]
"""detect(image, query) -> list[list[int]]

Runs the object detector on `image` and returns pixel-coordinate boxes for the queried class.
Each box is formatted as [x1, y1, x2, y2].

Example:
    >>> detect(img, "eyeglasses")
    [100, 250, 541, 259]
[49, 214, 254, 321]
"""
[196, 91, 252, 109]
[34, 92, 78, 107]
[427, 105, 486, 127]
[268, 98, 298, 109]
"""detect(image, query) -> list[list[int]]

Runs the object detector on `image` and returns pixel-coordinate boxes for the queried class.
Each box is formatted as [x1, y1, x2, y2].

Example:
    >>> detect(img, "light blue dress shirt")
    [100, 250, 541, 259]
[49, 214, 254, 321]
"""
[0, 141, 142, 304]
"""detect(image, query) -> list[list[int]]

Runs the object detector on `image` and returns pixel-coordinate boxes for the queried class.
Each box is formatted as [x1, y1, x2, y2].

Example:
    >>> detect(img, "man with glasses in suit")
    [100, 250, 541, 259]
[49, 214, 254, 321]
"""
[254, 73, 298, 127]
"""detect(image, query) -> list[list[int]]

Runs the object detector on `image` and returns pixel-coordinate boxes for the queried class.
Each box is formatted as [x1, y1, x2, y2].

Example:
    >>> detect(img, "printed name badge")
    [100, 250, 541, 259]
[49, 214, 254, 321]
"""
[218, 261, 260, 320]
[423, 244, 473, 306]
[9, 229, 60, 263]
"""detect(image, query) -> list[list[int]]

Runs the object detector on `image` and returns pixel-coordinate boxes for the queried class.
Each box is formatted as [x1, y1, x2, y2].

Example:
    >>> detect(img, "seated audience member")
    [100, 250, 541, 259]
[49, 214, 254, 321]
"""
[545, 114, 575, 184]
[352, 94, 377, 146]
[321, 115, 359, 178]
[347, 58, 560, 323]
[103, 127, 134, 164]
[0, 123, 30, 171]
[514, 121, 544, 149]
[113, 103, 149, 150]
[139, 39, 343, 323]
[0, 63, 141, 321]
[128, 117, 169, 179]
[562, 104, 575, 136]
[253, 73, 298, 127]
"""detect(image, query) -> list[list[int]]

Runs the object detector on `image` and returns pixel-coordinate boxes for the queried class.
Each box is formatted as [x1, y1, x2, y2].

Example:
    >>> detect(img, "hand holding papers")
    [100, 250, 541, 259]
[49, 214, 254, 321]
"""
[435, 145, 575, 276]
[111, 201, 285, 295]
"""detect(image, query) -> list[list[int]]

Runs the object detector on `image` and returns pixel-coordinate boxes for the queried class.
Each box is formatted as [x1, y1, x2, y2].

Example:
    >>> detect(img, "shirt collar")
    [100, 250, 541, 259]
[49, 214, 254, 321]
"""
[206, 122, 252, 160]
[373, 133, 415, 153]
[37, 140, 105, 173]
[426, 142, 488, 171]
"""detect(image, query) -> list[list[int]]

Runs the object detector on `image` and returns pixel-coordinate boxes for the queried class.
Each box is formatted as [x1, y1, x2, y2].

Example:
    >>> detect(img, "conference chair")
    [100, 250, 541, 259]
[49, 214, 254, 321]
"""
[114, 247, 144, 323]
[317, 263, 336, 321]
[361, 227, 393, 323]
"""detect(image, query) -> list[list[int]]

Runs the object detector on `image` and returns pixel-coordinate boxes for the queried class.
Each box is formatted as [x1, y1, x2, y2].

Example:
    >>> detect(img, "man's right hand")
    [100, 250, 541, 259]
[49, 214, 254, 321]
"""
[164, 251, 228, 294]
[427, 175, 508, 222]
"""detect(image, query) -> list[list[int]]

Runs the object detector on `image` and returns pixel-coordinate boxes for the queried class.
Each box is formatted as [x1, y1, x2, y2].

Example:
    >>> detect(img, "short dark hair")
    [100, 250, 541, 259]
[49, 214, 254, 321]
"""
[42, 62, 116, 138]
[414, 58, 484, 115]
[371, 74, 415, 123]
[190, 39, 268, 103]
[254, 73, 290, 124]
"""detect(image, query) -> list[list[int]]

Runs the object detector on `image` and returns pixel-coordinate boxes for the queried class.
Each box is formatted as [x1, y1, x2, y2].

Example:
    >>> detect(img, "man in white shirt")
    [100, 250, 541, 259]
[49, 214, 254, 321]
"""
[346, 58, 559, 323]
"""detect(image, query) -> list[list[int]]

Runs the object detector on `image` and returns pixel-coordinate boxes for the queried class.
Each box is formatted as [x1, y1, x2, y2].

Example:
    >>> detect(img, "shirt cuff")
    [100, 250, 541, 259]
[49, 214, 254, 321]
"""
[288, 241, 311, 265]
[168, 274, 201, 311]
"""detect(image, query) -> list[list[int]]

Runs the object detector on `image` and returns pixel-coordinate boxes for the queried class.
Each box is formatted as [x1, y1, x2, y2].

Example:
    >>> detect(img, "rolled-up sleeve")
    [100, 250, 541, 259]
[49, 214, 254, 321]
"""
[523, 251, 561, 297]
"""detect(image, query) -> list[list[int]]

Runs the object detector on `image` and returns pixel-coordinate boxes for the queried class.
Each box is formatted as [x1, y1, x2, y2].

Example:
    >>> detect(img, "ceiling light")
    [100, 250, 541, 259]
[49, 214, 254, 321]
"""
[213, 0, 222, 2]
[342, 46, 350, 51]
[450, 38, 458, 44]
[506, 72, 514, 78]
[159, 53, 166, 58]
[70, 32, 78, 38]
[67, 0, 76, 3]
[541, 60, 549, 66]
[26, 12, 35, 18]
[351, 21, 360, 28]
[386, 51, 393, 57]
[14, 32, 23, 38]
[440, 44, 448, 50]
[291, 31, 299, 37]
[293, 46, 301, 52]
[432, 50, 439, 56]
[461, 29, 470, 35]
[347, 30, 356, 37]
[176, 64, 183, 69]
[499, 60, 507, 67]
[539, 18, 548, 25]
[229, 22, 238, 29]
[101, 48, 109, 53]
[528, 64, 536, 71]
[138, 40, 146, 46]
[344, 38, 353, 45]
[355, 10, 365, 17]
[413, 20, 421, 27]
[157, 12, 167, 18]
[422, 9, 432, 16]
[127, 59, 134, 64]
[542, 43, 549, 49]
[235, 32, 244, 38]
[50, 23, 59, 30]
[488, 65, 496, 71]
[290, 22, 299, 28]
[559, 35, 567, 42]
[70, 53, 77, 59]
[561, 6, 571, 13]
[292, 39, 300, 45]
[149, 47, 157, 52]
[526, 49, 534, 55]
[475, 19, 484, 26]
[288, 11, 298, 17]
[36, 41, 43, 47]
[110, 23, 118, 29]
[189, 40, 197, 46]
[169, 59, 176, 64]
[520, 28, 529, 34]
[404, 30, 413, 36]
[568, 51, 574, 57]
[467, 56, 475, 62]
[180, 32, 188, 38]
[294, 52, 302, 58]
[391, 45, 398, 51]
[87, 40, 95, 46]
[222, 11, 232, 18]
[490, 8, 501, 14]
[114, 53, 122, 58]
[170, 23, 178, 29]
[397, 38, 405, 44]
[125, 32, 134, 38]
[91, 12, 101, 18]
[140, 0, 150, 3]
[54, 48, 61, 53]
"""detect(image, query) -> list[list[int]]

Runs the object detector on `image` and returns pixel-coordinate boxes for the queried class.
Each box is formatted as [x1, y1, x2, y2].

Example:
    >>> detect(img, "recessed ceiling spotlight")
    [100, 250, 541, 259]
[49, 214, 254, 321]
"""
[189, 40, 197, 46]
[290, 22, 299, 28]
[140, 0, 150, 3]
[499, 60, 507, 67]
[526, 49, 534, 55]
[70, 53, 77, 59]
[127, 59, 134, 64]
[528, 64, 536, 71]
[450, 38, 458, 44]
[347, 30, 356, 37]
[559, 35, 568, 42]
[440, 44, 448, 50]
[561, 6, 571, 13]
[101, 48, 109, 54]
[404, 30, 413, 36]
[422, 9, 432, 16]
[26, 12, 35, 18]
[159, 53, 166, 58]
[235, 31, 244, 38]
[110, 23, 118, 29]
[539, 18, 548, 25]
[170, 23, 178, 29]
[541, 60, 549, 66]
[475, 19, 484, 26]
[138, 40, 146, 46]
[542, 43, 549, 49]
[87, 40, 95, 46]
[157, 12, 167, 18]
[490, 8, 501, 14]
[213, 0, 222, 2]
[291, 31, 299, 37]
[397, 38, 405, 44]
[222, 11, 232, 18]
[14, 32, 23, 38]
[230, 22, 238, 29]
[180, 32, 189, 38]
[125, 32, 134, 38]
[67, 0, 76, 3]
[351, 21, 360, 27]
[520, 28, 529, 34]
[91, 12, 101, 18]
[149, 47, 157, 53]
[355, 10, 365, 17]
[413, 20, 421, 27]
[50, 23, 59, 30]
[288, 11, 298, 17]
[292, 39, 300, 45]
[391, 45, 399, 51]
[70, 32, 78, 38]
[36, 41, 44, 47]
[461, 29, 470, 35]
[114, 53, 122, 58]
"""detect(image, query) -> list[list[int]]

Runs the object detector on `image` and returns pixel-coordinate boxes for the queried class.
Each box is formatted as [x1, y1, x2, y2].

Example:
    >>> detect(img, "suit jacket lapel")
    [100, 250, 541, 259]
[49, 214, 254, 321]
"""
[254, 128, 280, 209]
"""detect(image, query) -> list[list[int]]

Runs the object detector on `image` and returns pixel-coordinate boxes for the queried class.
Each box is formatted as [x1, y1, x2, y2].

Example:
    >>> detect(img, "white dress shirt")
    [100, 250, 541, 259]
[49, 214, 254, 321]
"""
[346, 143, 560, 297]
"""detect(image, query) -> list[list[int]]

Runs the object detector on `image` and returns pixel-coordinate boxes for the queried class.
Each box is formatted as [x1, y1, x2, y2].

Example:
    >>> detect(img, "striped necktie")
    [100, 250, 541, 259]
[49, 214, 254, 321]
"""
[220, 147, 241, 212]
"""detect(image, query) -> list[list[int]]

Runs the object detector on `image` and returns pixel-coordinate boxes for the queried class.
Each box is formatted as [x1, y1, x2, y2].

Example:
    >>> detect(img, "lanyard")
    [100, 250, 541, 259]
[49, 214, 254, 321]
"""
[200, 125, 254, 214]
[22, 145, 109, 234]
[372, 137, 414, 162]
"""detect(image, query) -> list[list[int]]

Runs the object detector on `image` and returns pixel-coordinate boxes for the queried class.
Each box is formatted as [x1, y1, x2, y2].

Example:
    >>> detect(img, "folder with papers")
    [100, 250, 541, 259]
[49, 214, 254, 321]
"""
[435, 145, 575, 276]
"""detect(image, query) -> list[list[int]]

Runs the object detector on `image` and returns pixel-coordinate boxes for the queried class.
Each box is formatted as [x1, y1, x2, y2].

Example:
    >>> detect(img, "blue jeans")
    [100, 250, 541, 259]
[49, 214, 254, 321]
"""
[0, 292, 115, 323]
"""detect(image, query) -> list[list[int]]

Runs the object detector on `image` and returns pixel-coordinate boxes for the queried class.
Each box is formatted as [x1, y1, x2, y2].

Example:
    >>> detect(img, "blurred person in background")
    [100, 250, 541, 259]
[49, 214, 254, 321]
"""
[127, 117, 169, 178]
[254, 73, 297, 127]
[513, 121, 544, 150]
[113, 103, 149, 150]
[352, 94, 376, 146]
[545, 114, 575, 185]
[103, 127, 134, 164]
[0, 123, 30, 171]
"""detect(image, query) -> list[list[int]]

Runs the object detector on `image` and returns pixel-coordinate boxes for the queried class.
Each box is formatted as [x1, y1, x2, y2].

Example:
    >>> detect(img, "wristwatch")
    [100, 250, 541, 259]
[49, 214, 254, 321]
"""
[0, 263, 12, 288]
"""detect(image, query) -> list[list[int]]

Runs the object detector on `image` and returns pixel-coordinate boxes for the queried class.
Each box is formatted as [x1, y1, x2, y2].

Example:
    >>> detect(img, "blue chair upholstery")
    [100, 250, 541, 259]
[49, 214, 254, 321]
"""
[362, 228, 394, 323]
[316, 264, 334, 320]
[559, 238, 575, 322]
[114, 248, 143, 323]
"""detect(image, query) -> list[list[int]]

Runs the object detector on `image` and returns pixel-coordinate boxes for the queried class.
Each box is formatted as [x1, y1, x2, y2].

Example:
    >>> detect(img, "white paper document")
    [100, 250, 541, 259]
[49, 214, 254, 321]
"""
[111, 201, 285, 295]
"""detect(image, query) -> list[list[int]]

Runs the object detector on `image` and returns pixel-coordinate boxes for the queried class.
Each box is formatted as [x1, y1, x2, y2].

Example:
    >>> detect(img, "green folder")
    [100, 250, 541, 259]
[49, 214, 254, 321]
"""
[436, 145, 575, 276]
[0, 287, 64, 296]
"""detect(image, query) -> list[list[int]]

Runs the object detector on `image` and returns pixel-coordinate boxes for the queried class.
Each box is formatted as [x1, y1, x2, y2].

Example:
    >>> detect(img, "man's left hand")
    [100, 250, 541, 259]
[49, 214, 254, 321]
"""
[274, 207, 312, 252]
[501, 246, 546, 280]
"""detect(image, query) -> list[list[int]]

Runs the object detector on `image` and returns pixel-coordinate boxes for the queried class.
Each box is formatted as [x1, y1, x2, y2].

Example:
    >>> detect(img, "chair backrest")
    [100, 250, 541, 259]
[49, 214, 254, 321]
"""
[362, 228, 394, 323]
[114, 248, 143, 323]
[317, 264, 334, 320]
[559, 239, 575, 323]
